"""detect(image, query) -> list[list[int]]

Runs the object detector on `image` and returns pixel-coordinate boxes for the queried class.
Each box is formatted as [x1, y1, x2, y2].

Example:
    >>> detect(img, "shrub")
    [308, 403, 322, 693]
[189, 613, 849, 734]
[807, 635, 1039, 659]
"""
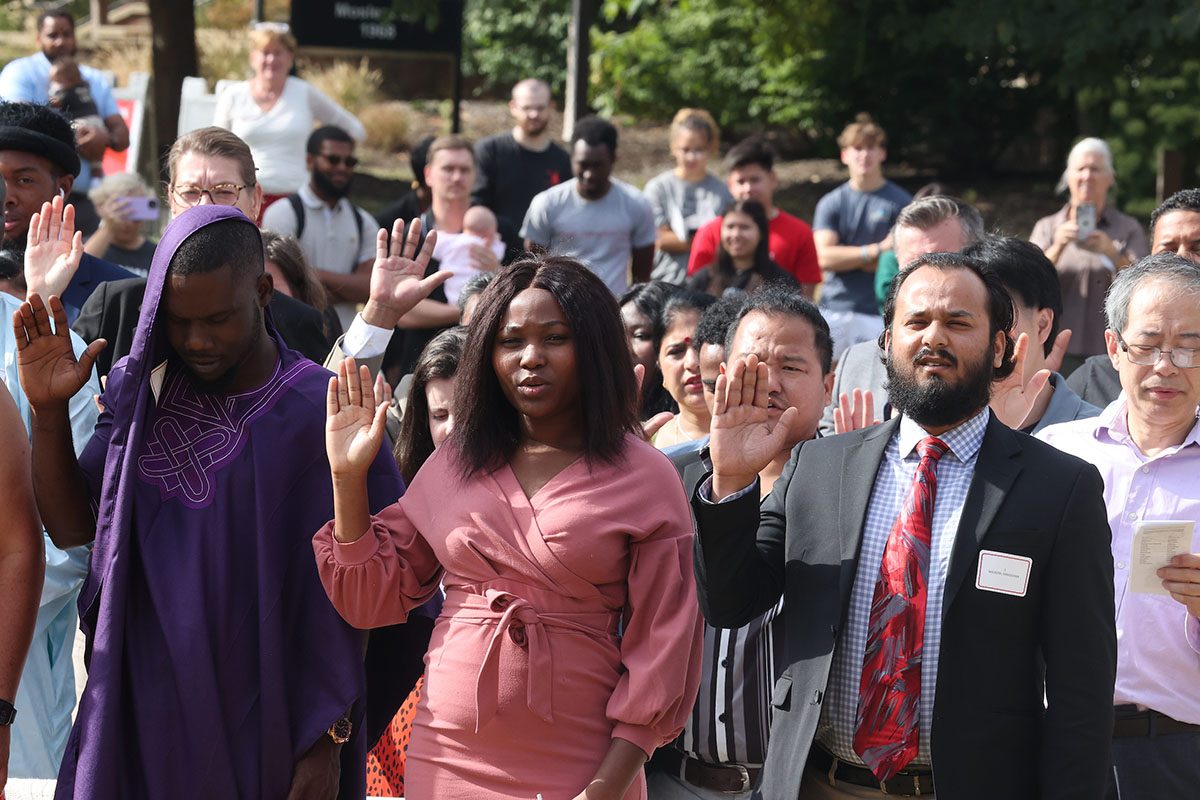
[300, 57, 382, 115]
[360, 101, 411, 153]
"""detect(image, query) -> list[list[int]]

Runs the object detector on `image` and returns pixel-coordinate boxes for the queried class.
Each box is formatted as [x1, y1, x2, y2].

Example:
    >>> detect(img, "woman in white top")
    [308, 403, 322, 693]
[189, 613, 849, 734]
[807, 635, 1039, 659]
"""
[213, 23, 366, 204]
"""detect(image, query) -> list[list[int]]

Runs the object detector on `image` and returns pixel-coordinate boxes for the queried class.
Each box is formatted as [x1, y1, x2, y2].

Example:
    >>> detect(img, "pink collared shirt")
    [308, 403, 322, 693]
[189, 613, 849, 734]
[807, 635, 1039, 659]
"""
[1039, 396, 1200, 723]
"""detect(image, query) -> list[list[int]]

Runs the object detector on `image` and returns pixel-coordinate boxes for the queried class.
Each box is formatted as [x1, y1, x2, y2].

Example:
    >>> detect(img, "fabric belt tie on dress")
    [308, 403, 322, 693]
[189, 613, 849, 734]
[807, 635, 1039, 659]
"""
[446, 586, 620, 733]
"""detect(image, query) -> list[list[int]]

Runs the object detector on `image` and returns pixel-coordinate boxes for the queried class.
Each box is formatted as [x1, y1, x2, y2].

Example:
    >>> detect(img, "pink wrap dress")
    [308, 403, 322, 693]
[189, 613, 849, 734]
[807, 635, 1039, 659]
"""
[314, 434, 704, 799]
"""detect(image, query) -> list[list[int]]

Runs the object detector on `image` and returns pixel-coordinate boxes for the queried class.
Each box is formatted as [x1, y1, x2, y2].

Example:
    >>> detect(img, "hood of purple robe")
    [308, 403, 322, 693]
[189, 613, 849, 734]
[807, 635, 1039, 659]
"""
[80, 205, 260, 623]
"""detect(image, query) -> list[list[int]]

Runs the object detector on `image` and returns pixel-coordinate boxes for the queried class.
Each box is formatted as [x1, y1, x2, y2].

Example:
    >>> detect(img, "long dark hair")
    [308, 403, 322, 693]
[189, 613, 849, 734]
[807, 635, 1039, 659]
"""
[394, 326, 467, 483]
[619, 281, 681, 418]
[709, 199, 774, 296]
[453, 256, 640, 475]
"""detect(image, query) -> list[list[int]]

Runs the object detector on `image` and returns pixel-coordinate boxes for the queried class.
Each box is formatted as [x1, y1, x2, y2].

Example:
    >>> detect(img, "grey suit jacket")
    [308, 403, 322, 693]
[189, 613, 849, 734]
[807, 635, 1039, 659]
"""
[819, 340, 888, 436]
[693, 415, 1116, 800]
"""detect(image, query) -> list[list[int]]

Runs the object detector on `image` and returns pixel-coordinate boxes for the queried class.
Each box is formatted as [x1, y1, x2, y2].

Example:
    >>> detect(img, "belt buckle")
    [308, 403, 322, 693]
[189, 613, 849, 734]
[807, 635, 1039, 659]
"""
[731, 763, 751, 793]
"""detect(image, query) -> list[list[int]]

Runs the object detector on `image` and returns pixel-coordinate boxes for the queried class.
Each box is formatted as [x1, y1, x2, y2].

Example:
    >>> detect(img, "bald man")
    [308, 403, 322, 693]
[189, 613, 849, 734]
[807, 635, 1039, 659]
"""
[470, 78, 572, 236]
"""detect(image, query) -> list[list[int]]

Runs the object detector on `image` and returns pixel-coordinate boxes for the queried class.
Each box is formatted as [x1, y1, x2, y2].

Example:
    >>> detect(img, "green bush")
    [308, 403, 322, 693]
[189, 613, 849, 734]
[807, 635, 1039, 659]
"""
[462, 0, 570, 97]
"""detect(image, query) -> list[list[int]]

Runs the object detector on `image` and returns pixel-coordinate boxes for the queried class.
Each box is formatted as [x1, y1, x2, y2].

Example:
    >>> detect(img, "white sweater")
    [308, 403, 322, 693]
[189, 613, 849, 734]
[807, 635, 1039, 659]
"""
[213, 76, 367, 195]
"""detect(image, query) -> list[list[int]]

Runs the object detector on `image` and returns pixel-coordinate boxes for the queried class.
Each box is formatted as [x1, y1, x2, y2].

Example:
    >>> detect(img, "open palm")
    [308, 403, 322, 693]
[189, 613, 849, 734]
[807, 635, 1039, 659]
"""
[13, 293, 104, 408]
[709, 355, 800, 493]
[25, 196, 84, 301]
[326, 358, 388, 477]
[368, 217, 451, 316]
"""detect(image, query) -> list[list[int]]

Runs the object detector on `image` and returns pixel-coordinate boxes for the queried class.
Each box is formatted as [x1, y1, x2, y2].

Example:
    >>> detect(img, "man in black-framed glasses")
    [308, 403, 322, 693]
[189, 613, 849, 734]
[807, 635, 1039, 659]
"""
[1039, 251, 1200, 800]
[261, 125, 377, 332]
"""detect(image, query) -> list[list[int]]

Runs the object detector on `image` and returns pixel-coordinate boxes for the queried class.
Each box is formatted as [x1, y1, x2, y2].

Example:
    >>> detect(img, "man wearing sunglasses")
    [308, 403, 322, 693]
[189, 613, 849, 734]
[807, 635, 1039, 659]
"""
[262, 125, 376, 331]
[1040, 252, 1200, 800]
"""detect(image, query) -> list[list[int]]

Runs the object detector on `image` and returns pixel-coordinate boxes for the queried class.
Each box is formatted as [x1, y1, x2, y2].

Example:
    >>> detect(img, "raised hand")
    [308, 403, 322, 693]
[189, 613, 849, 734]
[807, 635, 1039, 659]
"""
[361, 218, 452, 330]
[326, 358, 388, 478]
[833, 388, 882, 434]
[1044, 328, 1072, 374]
[13, 293, 105, 410]
[709, 355, 800, 499]
[989, 332, 1051, 429]
[25, 195, 84, 300]
[632, 362, 675, 440]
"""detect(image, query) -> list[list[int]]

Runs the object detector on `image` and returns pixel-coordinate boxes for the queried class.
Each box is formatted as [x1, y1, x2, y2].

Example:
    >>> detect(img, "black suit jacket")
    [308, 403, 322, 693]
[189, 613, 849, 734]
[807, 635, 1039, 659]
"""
[72, 277, 333, 376]
[693, 415, 1116, 800]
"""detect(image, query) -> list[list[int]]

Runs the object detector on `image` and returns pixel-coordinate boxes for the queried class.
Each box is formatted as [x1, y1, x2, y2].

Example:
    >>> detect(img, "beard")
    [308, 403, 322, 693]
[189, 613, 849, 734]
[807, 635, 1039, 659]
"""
[0, 231, 27, 282]
[312, 169, 352, 200]
[885, 344, 994, 429]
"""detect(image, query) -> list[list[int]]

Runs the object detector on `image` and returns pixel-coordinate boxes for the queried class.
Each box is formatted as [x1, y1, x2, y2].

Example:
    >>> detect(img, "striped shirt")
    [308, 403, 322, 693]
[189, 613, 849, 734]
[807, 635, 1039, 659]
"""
[817, 409, 988, 766]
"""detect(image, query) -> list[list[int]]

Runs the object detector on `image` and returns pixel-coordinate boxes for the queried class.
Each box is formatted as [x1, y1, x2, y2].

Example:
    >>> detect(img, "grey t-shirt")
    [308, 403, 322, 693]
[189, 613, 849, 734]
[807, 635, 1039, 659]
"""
[813, 180, 912, 314]
[643, 170, 732, 284]
[521, 178, 657, 295]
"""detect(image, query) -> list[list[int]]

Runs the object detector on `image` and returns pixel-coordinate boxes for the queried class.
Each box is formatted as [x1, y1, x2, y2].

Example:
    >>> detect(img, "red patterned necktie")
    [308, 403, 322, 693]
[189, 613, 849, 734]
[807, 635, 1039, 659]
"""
[854, 435, 949, 781]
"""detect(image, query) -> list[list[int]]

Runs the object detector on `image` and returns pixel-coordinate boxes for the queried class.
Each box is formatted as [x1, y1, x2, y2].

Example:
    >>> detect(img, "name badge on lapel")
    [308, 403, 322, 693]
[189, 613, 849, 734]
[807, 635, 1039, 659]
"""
[975, 550, 1032, 597]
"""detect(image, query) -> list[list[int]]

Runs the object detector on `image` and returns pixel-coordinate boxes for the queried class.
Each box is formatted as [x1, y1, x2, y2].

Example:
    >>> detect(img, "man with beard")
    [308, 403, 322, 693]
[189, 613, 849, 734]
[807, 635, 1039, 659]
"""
[0, 9, 129, 234]
[692, 252, 1116, 798]
[262, 125, 377, 331]
[0, 101, 132, 322]
[15, 204, 439, 799]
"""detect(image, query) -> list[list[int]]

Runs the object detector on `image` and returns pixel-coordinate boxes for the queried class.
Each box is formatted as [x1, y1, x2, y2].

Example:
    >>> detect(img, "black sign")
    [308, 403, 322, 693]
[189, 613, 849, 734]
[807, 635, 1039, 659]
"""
[290, 0, 463, 54]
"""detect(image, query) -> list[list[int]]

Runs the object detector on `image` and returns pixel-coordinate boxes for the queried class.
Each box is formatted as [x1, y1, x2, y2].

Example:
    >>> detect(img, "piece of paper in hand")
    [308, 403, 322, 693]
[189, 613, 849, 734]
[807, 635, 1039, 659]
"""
[1129, 520, 1195, 595]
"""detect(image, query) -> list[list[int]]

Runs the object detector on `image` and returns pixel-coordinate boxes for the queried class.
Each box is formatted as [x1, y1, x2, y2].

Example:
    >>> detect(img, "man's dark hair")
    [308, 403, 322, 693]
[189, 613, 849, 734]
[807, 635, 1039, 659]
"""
[571, 116, 618, 155]
[1149, 188, 1200, 239]
[37, 8, 74, 30]
[693, 294, 745, 353]
[453, 255, 639, 474]
[964, 237, 1061, 358]
[0, 100, 77, 177]
[725, 288, 834, 375]
[169, 217, 265, 280]
[880, 252, 1016, 381]
[306, 125, 354, 156]
[724, 136, 775, 173]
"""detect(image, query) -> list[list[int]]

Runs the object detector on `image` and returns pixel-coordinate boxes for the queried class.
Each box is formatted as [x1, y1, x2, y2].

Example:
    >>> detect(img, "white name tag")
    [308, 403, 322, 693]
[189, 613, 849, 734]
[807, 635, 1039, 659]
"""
[975, 550, 1032, 597]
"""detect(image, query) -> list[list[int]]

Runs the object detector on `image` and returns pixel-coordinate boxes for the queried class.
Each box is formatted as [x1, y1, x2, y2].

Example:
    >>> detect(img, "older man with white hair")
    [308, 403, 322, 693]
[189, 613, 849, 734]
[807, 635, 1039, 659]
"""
[1031, 137, 1147, 374]
[1040, 252, 1200, 799]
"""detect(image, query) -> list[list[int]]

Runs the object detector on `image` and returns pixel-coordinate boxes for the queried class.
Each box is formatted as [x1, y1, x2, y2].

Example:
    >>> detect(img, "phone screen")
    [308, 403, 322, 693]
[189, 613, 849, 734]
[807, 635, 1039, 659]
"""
[1076, 203, 1097, 241]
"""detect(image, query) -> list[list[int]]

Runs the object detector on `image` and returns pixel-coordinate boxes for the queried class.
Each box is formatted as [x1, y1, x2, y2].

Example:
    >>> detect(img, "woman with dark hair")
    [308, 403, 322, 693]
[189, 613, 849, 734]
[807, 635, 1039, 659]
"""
[261, 230, 343, 343]
[618, 280, 680, 419]
[686, 199, 799, 296]
[650, 291, 717, 450]
[315, 255, 702, 799]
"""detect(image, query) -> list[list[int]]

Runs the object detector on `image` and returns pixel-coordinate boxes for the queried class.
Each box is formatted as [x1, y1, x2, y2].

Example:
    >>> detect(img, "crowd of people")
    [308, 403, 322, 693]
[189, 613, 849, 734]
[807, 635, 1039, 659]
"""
[0, 8, 1199, 800]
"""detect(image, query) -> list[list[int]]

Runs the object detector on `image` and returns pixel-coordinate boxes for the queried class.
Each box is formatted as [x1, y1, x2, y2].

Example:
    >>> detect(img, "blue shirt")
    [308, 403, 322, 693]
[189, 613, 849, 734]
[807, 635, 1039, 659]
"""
[813, 181, 912, 315]
[0, 289, 101, 777]
[0, 52, 120, 190]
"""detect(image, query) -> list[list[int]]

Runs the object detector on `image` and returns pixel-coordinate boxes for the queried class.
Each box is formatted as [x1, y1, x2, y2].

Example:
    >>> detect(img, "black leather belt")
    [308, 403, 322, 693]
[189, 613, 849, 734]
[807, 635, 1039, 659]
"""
[808, 746, 935, 796]
[657, 747, 761, 794]
[1113, 705, 1200, 738]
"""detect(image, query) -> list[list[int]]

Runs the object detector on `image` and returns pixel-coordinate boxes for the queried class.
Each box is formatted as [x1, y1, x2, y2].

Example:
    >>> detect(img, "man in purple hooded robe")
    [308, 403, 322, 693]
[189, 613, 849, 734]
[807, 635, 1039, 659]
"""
[13, 205, 417, 799]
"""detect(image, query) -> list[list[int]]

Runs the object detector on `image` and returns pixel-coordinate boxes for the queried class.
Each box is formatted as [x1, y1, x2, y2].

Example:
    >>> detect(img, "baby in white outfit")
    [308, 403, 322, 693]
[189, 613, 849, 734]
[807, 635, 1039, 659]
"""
[434, 205, 506, 305]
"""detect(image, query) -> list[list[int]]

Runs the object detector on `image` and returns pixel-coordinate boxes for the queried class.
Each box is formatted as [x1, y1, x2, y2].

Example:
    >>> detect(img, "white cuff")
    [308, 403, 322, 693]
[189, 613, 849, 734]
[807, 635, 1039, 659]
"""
[698, 476, 759, 504]
[341, 314, 393, 359]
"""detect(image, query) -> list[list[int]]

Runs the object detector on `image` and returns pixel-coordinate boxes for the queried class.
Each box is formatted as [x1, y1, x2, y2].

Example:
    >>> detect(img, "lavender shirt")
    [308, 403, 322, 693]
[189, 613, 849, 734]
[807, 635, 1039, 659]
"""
[1039, 397, 1200, 723]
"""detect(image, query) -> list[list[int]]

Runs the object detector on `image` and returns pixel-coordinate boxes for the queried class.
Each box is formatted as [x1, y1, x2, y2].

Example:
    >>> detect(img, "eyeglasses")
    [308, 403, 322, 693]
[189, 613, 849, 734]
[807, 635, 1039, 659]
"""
[319, 154, 359, 168]
[170, 183, 249, 207]
[1116, 333, 1200, 369]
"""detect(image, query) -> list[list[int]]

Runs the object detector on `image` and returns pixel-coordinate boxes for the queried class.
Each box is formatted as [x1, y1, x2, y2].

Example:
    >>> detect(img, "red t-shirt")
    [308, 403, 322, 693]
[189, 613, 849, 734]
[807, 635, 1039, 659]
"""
[686, 209, 821, 284]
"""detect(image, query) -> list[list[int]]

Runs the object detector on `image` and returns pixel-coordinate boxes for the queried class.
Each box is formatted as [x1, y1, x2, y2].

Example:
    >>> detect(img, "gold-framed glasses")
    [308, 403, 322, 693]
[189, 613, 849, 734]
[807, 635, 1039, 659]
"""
[170, 183, 248, 207]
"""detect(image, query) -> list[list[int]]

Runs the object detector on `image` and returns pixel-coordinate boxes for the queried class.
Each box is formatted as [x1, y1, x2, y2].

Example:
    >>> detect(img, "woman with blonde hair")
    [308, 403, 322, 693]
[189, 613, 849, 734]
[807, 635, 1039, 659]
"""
[213, 22, 366, 207]
[644, 108, 733, 284]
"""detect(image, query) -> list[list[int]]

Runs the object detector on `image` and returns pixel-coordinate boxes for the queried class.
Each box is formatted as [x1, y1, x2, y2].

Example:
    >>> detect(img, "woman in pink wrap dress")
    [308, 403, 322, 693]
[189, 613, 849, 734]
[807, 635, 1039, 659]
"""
[315, 255, 704, 800]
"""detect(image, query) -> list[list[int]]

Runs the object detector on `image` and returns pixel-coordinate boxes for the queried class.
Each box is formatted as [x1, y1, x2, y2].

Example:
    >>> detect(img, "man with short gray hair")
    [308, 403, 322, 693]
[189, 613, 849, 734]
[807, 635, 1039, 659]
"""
[1040, 252, 1200, 799]
[819, 195, 984, 435]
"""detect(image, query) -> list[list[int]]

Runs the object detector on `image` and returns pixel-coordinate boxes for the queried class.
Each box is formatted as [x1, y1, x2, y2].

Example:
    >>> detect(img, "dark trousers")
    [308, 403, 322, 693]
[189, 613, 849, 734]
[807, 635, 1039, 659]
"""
[1106, 729, 1200, 799]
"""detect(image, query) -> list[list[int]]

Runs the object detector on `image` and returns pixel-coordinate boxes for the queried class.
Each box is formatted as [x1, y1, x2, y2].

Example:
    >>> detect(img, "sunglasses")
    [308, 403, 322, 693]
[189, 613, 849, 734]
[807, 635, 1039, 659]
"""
[319, 154, 359, 168]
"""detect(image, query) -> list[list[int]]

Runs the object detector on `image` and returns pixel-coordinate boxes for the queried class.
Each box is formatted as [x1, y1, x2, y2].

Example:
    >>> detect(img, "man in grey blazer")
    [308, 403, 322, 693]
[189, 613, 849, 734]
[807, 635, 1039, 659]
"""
[694, 252, 1116, 798]
[820, 196, 984, 435]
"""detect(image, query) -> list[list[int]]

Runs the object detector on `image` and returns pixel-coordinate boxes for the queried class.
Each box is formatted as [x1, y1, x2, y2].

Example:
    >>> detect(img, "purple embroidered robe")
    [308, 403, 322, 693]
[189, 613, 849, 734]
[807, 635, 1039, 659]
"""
[55, 206, 404, 799]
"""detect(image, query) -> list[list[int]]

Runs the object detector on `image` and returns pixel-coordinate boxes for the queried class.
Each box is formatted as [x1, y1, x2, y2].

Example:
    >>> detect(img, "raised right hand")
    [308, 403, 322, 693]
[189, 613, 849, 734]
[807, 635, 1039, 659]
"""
[833, 388, 882, 434]
[326, 358, 388, 478]
[13, 293, 104, 409]
[709, 355, 799, 498]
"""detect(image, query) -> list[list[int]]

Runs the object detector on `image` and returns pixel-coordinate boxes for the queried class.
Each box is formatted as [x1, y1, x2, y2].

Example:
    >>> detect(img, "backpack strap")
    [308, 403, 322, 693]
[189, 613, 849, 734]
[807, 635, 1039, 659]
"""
[287, 193, 305, 239]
